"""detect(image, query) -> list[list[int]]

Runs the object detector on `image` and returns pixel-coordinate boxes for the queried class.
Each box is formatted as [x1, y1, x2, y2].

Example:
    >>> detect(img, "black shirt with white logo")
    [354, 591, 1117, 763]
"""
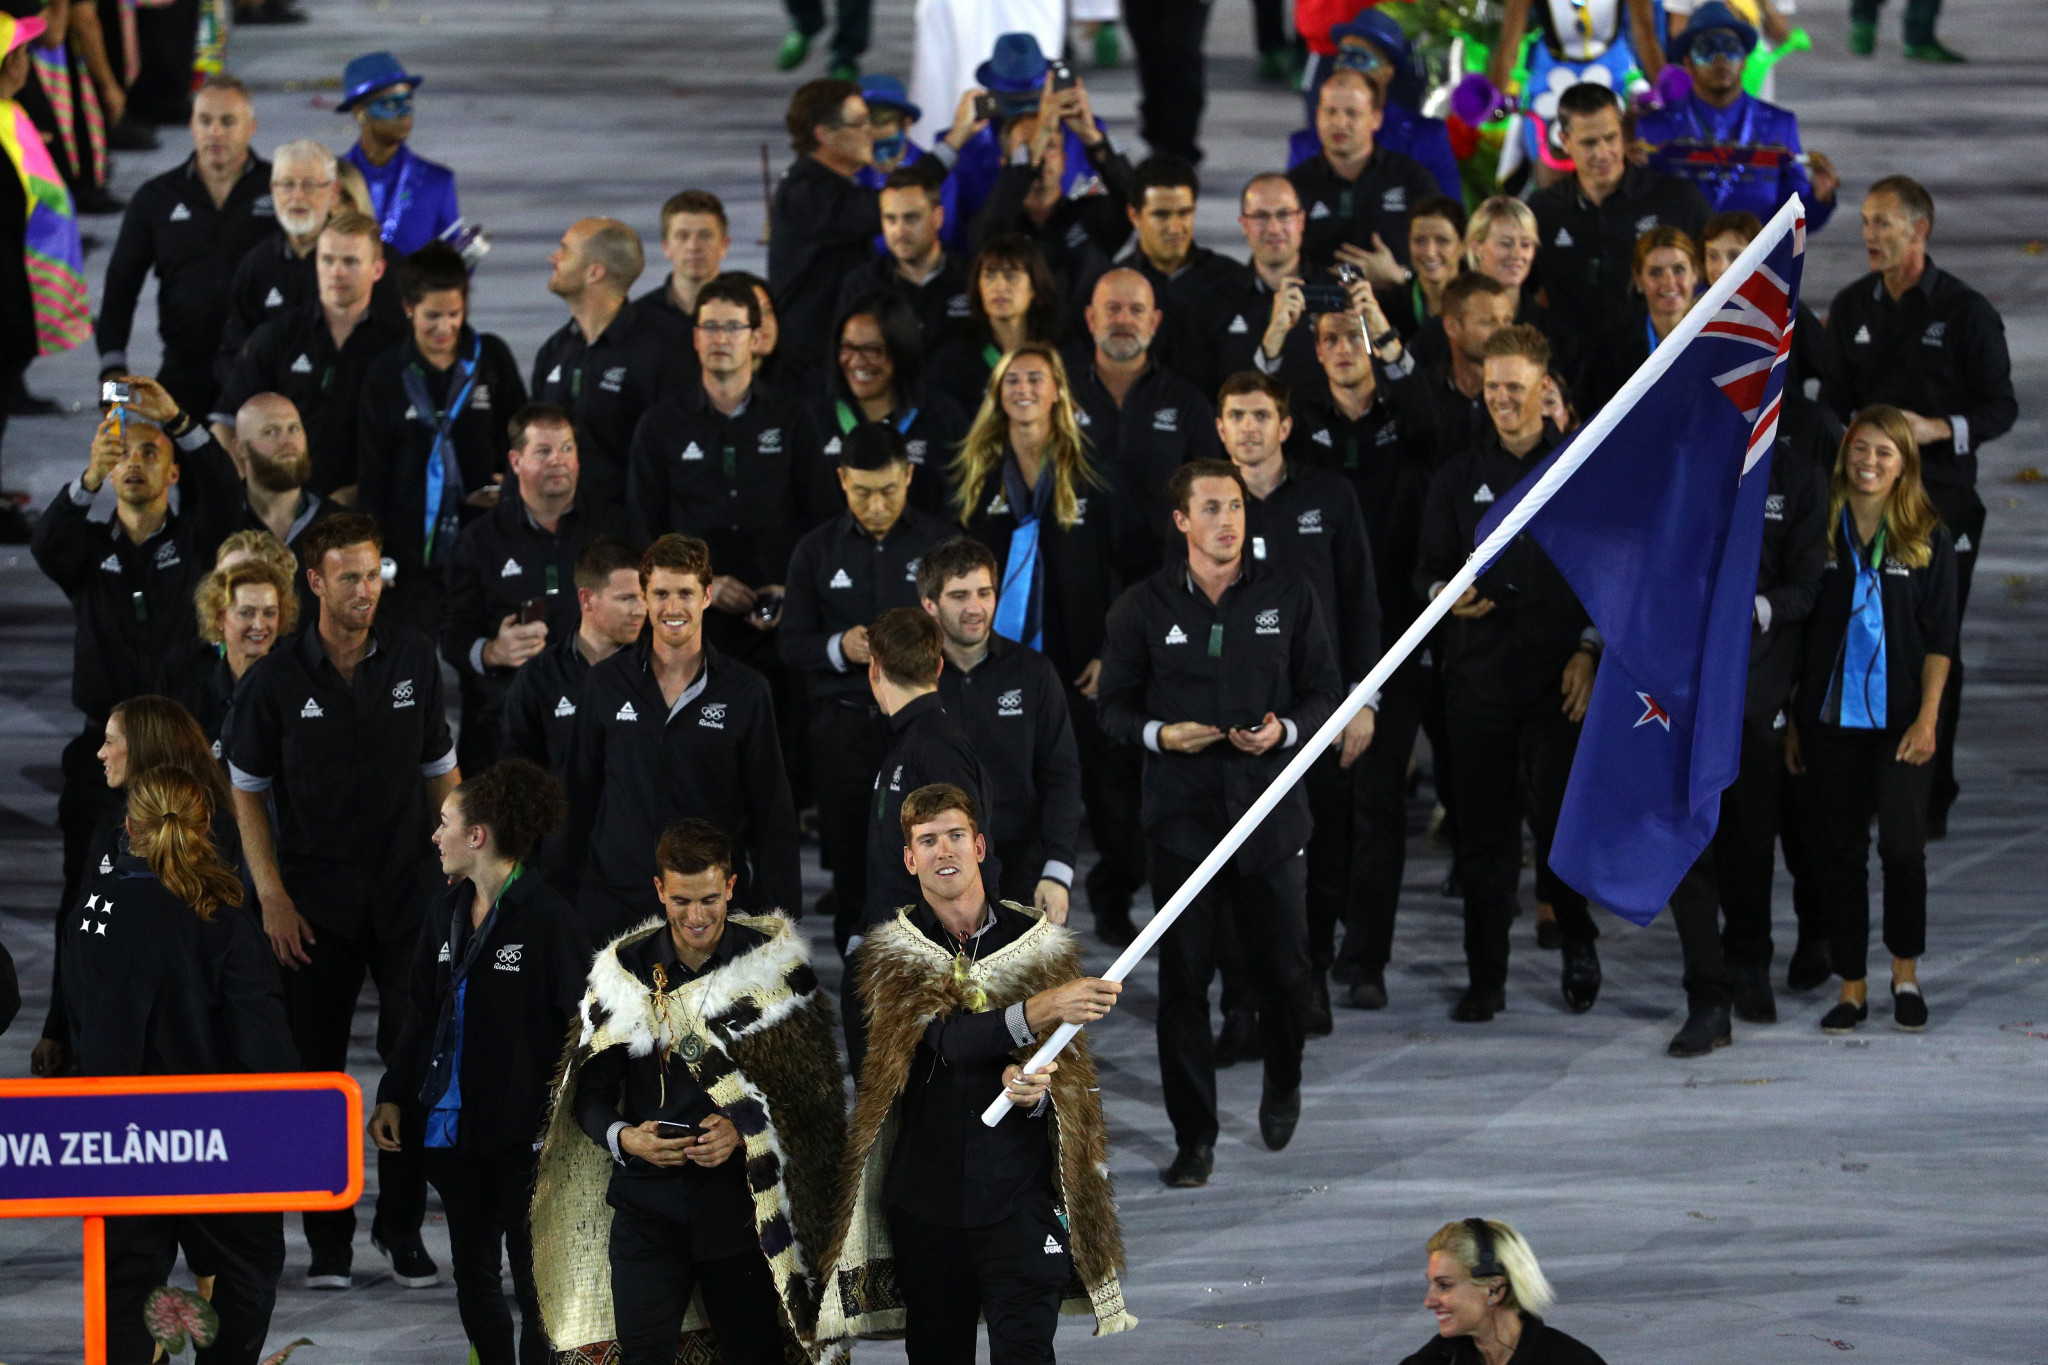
[226, 623, 458, 939]
[500, 629, 593, 777]
[812, 394, 971, 519]
[215, 299, 409, 495]
[860, 691, 995, 929]
[780, 508, 955, 704]
[1244, 462, 1381, 685]
[835, 249, 975, 356]
[1286, 148, 1439, 276]
[961, 452, 1124, 682]
[1062, 354, 1222, 582]
[531, 300, 693, 515]
[1529, 166, 1709, 345]
[216, 232, 405, 384]
[1289, 380, 1431, 647]
[936, 635, 1084, 879]
[1123, 245, 1253, 401]
[1746, 429, 1830, 719]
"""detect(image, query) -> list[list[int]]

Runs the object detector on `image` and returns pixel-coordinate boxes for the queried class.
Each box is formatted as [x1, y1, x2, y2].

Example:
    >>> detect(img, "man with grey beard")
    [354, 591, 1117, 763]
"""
[216, 140, 403, 390]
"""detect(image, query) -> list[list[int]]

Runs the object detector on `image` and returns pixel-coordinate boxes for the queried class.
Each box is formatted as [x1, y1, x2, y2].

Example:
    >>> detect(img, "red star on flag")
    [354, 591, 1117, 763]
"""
[1635, 692, 1672, 731]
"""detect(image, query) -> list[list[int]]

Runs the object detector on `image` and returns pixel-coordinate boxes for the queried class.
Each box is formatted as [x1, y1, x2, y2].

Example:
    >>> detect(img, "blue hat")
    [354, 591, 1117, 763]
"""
[1329, 9, 1413, 81]
[1667, 2, 1758, 63]
[338, 51, 423, 112]
[975, 32, 1050, 95]
[859, 73, 921, 124]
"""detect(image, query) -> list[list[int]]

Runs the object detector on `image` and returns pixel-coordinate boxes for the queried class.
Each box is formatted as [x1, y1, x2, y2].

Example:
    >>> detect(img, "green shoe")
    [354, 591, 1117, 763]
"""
[1093, 21, 1121, 68]
[828, 59, 860, 80]
[1256, 47, 1291, 83]
[1848, 20, 1876, 54]
[1903, 40, 1967, 62]
[776, 30, 811, 70]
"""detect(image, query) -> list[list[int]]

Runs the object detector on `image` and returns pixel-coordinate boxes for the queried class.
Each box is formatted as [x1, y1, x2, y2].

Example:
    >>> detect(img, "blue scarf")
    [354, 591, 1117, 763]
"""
[990, 456, 1051, 652]
[400, 331, 483, 564]
[1827, 508, 1888, 729]
[420, 865, 523, 1148]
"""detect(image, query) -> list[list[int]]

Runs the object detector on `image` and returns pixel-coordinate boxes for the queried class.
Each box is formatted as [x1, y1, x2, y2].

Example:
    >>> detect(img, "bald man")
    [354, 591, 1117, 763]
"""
[530, 217, 693, 515]
[233, 393, 325, 554]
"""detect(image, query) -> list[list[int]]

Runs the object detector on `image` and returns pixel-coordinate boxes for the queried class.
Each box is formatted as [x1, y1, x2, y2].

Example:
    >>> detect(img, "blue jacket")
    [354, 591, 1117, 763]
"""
[1287, 103, 1462, 202]
[1637, 93, 1835, 233]
[855, 141, 965, 253]
[345, 141, 462, 256]
[951, 120, 1109, 244]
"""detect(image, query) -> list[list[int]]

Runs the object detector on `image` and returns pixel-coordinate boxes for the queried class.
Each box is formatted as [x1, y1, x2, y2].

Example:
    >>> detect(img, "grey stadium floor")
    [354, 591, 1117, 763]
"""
[1, 0, 2045, 1360]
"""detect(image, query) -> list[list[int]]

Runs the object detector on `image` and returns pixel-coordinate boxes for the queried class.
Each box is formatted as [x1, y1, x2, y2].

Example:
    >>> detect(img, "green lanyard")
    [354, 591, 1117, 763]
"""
[982, 342, 1002, 370]
[1207, 623, 1224, 657]
[835, 399, 860, 434]
[721, 440, 737, 482]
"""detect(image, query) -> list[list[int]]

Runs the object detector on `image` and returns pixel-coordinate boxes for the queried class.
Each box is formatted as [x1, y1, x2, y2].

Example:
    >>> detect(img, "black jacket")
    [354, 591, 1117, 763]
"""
[834, 250, 975, 355]
[380, 870, 586, 1151]
[95, 153, 276, 373]
[1376, 354, 1486, 474]
[1122, 245, 1252, 401]
[1208, 265, 1340, 399]
[1404, 296, 1583, 403]
[1530, 166, 1710, 343]
[216, 300, 409, 494]
[779, 508, 956, 704]
[1819, 260, 2017, 491]
[225, 622, 457, 939]
[1245, 462, 1381, 686]
[500, 630, 595, 776]
[1416, 427, 1592, 711]
[216, 231, 405, 383]
[1097, 558, 1342, 872]
[1286, 147, 1439, 275]
[885, 899, 1051, 1228]
[813, 394, 970, 518]
[1064, 354, 1222, 581]
[1289, 381, 1432, 648]
[1797, 521, 1958, 734]
[861, 692, 995, 929]
[31, 427, 243, 723]
[936, 636, 1084, 879]
[1397, 1316, 1608, 1365]
[153, 640, 239, 754]
[61, 848, 295, 1079]
[961, 453, 1123, 681]
[563, 642, 801, 913]
[355, 328, 528, 582]
[530, 299, 693, 514]
[769, 156, 882, 379]
[1746, 432, 1830, 718]
[626, 380, 827, 587]
[974, 138, 1136, 309]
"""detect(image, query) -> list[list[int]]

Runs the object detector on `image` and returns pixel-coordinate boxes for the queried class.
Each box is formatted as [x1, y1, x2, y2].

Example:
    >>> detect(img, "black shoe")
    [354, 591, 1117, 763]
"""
[1347, 969, 1387, 1011]
[1560, 940, 1602, 1013]
[1304, 974, 1333, 1038]
[105, 118, 160, 151]
[1535, 917, 1562, 950]
[1819, 999, 1869, 1034]
[1214, 1008, 1261, 1066]
[1451, 987, 1503, 1022]
[1086, 863, 1137, 947]
[305, 1245, 351, 1290]
[1667, 1003, 1732, 1057]
[1730, 960, 1777, 1024]
[1258, 1081, 1301, 1151]
[370, 1231, 440, 1288]
[1438, 866, 1463, 898]
[1094, 911, 1137, 948]
[1163, 1144, 1213, 1187]
[1924, 806, 1949, 841]
[1892, 983, 1928, 1032]
[1786, 939, 1832, 992]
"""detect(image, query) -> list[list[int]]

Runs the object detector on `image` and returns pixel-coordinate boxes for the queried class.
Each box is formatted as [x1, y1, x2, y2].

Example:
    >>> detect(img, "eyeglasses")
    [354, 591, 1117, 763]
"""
[272, 178, 334, 195]
[838, 342, 889, 361]
[1687, 32, 1747, 62]
[364, 94, 414, 120]
[1242, 209, 1302, 226]
[695, 320, 754, 336]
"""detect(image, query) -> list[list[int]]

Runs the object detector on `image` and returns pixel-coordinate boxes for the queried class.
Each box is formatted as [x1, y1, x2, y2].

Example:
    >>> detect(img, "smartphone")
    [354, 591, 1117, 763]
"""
[1220, 709, 1267, 733]
[753, 590, 785, 624]
[1049, 59, 1077, 92]
[653, 1120, 700, 1142]
[973, 93, 999, 122]
[516, 597, 547, 626]
[1300, 283, 1352, 314]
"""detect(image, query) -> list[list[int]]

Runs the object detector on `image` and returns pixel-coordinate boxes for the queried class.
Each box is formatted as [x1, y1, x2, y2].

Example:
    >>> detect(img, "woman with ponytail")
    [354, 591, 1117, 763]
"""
[1401, 1219, 1606, 1364]
[1786, 406, 1957, 1034]
[61, 765, 297, 1365]
[368, 758, 585, 1365]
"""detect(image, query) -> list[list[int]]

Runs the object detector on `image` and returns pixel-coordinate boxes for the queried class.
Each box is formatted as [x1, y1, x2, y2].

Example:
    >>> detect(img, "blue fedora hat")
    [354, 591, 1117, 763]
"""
[1666, 2, 1758, 63]
[859, 73, 921, 124]
[975, 32, 1050, 95]
[1329, 8, 1414, 81]
[338, 51, 423, 112]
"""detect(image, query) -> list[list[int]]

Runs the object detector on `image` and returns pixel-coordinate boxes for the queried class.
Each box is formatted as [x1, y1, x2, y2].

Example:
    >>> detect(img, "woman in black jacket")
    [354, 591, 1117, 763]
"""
[1399, 1219, 1606, 1365]
[924, 233, 1063, 419]
[817, 291, 969, 518]
[1786, 406, 1956, 1034]
[369, 759, 586, 1365]
[63, 766, 297, 1365]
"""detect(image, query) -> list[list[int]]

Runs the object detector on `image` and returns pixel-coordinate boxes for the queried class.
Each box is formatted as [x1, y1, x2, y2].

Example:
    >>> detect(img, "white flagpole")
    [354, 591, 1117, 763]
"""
[981, 197, 1805, 1128]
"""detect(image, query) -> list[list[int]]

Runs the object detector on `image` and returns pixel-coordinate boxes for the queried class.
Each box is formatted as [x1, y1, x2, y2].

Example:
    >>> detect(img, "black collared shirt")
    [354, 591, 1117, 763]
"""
[226, 623, 457, 939]
[1529, 166, 1709, 344]
[530, 299, 694, 515]
[1244, 463, 1381, 684]
[835, 250, 975, 355]
[95, 153, 276, 370]
[1122, 245, 1253, 400]
[626, 380, 827, 587]
[216, 232, 405, 384]
[779, 508, 956, 703]
[861, 692, 994, 929]
[1798, 521, 1958, 734]
[500, 630, 595, 776]
[562, 642, 801, 914]
[1288, 379, 1431, 645]
[216, 300, 410, 494]
[1287, 147, 1440, 275]
[812, 393, 971, 518]
[1097, 557, 1342, 872]
[1819, 259, 2017, 490]
[961, 452, 1124, 681]
[1747, 417, 1830, 718]
[1063, 354, 1223, 582]
[443, 492, 628, 694]
[884, 898, 1051, 1229]
[769, 156, 883, 378]
[935, 636, 1084, 877]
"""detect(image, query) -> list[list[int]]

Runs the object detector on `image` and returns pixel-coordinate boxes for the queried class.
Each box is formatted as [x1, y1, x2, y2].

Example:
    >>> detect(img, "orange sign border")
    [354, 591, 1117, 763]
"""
[0, 1072, 364, 1218]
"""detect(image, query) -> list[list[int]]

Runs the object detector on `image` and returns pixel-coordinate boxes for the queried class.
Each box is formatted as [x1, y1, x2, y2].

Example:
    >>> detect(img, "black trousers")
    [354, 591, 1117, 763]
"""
[1314, 673, 1425, 981]
[58, 723, 122, 923]
[1667, 712, 1787, 1006]
[811, 698, 888, 952]
[1420, 652, 1461, 855]
[1801, 723, 1933, 982]
[889, 1197, 1072, 1365]
[283, 921, 427, 1252]
[994, 838, 1044, 907]
[1445, 686, 1595, 993]
[1251, 0, 1287, 52]
[1124, 0, 1214, 163]
[129, 0, 197, 124]
[424, 1144, 546, 1365]
[1778, 761, 1828, 954]
[1924, 480, 1981, 824]
[784, 0, 872, 59]
[1150, 845, 1309, 1148]
[105, 1213, 283, 1365]
[608, 1207, 784, 1365]
[1069, 684, 1146, 901]
[156, 346, 220, 426]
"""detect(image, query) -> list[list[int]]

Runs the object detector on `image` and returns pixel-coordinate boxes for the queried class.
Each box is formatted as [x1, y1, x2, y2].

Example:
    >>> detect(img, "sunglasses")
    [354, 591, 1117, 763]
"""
[364, 93, 415, 120]
[1687, 32, 1747, 63]
[1334, 45, 1389, 75]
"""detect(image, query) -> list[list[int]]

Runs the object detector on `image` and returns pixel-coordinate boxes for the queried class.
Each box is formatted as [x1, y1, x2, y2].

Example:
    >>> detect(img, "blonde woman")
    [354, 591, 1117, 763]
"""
[154, 555, 299, 750]
[1787, 406, 1956, 1033]
[1405, 195, 1579, 379]
[1401, 1219, 1605, 1365]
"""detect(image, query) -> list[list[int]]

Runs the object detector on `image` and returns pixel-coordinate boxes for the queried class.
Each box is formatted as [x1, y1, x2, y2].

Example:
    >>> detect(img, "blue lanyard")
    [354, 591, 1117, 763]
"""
[366, 145, 424, 244]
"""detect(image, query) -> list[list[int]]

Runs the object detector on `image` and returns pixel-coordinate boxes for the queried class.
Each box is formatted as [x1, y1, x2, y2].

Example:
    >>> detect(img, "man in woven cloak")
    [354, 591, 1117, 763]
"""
[532, 819, 845, 1365]
[816, 782, 1137, 1362]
